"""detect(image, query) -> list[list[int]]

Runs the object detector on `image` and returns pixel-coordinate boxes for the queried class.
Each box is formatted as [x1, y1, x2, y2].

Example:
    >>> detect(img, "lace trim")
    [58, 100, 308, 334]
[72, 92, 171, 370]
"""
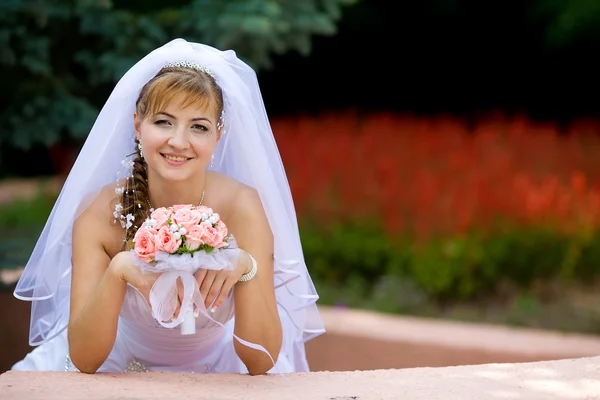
[65, 355, 149, 373]
[65, 355, 214, 373]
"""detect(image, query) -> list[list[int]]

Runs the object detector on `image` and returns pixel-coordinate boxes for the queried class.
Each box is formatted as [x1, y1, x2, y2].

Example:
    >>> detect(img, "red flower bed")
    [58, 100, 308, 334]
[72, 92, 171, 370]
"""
[272, 111, 600, 239]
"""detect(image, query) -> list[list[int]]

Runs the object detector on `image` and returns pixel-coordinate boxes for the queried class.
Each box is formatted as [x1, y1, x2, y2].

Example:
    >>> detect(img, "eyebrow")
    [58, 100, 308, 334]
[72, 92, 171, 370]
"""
[157, 112, 212, 124]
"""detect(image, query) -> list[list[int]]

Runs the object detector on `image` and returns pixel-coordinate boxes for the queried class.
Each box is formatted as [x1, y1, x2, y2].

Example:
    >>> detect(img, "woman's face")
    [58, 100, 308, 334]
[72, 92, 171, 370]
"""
[134, 93, 220, 183]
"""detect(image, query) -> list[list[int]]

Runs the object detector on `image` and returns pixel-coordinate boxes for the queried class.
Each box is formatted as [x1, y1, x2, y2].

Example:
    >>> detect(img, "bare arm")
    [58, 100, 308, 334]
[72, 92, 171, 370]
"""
[230, 188, 283, 375]
[67, 201, 129, 373]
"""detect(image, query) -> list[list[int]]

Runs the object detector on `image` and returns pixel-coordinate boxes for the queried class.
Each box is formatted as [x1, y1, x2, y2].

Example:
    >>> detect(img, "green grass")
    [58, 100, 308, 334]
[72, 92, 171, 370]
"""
[0, 193, 55, 281]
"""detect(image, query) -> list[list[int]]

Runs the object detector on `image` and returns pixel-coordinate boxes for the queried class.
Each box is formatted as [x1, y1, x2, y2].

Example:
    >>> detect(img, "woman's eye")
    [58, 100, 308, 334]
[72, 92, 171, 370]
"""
[154, 120, 171, 126]
[192, 124, 209, 131]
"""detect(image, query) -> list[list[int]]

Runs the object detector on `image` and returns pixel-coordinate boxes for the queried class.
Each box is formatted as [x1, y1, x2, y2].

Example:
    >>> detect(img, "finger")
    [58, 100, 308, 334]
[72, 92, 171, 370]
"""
[174, 277, 183, 318]
[176, 277, 184, 302]
[205, 273, 227, 310]
[199, 269, 217, 302]
[173, 296, 182, 319]
[212, 275, 237, 311]
[195, 268, 208, 289]
[193, 269, 207, 315]
[140, 273, 160, 308]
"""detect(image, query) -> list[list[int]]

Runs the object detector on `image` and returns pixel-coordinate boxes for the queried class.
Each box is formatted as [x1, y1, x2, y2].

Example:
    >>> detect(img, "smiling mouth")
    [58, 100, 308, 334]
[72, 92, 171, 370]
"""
[161, 154, 192, 162]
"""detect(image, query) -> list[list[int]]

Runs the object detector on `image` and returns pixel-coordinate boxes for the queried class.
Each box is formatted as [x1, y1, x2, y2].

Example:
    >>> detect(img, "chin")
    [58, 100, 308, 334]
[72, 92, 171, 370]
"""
[158, 171, 194, 182]
[148, 165, 190, 181]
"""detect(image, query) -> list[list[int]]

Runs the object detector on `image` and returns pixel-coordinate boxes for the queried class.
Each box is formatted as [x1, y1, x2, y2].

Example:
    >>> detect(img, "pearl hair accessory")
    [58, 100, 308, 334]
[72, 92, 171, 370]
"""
[164, 61, 216, 79]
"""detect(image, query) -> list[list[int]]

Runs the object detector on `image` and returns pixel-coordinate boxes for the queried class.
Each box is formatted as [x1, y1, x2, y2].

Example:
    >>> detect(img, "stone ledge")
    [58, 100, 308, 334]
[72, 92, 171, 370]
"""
[307, 307, 600, 371]
[318, 306, 600, 357]
[2, 356, 600, 400]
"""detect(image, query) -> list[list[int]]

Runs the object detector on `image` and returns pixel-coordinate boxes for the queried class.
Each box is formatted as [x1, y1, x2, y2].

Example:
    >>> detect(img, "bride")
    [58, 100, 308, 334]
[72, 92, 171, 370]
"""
[11, 39, 324, 374]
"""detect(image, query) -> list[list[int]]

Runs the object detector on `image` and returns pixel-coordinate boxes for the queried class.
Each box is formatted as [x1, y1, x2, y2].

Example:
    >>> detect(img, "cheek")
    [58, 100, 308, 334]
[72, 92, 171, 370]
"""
[141, 126, 166, 151]
[191, 136, 218, 155]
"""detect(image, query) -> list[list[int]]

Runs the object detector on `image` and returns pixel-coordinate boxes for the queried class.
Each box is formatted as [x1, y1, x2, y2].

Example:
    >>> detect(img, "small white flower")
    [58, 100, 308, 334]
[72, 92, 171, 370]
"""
[173, 232, 181, 239]
[115, 203, 123, 212]
[212, 213, 220, 221]
[208, 216, 217, 225]
[200, 213, 208, 221]
[126, 214, 135, 222]
[170, 223, 178, 232]
[121, 159, 134, 169]
[126, 221, 133, 229]
[115, 187, 124, 195]
[113, 211, 120, 219]
[179, 227, 187, 235]
[120, 220, 127, 228]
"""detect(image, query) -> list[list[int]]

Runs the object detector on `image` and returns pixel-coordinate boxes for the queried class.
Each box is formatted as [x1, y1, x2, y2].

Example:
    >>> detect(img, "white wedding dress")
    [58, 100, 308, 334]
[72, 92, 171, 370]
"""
[12, 283, 293, 373]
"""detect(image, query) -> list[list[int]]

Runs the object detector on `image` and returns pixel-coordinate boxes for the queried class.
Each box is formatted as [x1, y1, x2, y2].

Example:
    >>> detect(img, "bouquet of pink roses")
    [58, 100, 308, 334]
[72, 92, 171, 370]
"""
[133, 204, 230, 263]
[131, 204, 236, 335]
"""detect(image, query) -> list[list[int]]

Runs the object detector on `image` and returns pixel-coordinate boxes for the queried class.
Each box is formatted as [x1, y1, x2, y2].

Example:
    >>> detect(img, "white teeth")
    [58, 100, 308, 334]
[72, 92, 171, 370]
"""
[164, 155, 186, 162]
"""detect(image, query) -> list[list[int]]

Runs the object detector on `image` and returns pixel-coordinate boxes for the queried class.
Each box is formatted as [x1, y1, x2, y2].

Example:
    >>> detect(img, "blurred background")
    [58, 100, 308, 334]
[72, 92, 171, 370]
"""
[2, 0, 600, 373]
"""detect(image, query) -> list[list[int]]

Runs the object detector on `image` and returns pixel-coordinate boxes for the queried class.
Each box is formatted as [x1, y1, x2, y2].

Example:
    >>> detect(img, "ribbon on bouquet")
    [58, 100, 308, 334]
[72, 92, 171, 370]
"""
[134, 249, 240, 332]
[149, 269, 203, 333]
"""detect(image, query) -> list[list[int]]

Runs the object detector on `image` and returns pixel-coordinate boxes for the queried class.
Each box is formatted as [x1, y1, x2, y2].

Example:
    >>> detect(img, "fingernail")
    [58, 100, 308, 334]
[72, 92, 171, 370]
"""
[210, 307, 217, 313]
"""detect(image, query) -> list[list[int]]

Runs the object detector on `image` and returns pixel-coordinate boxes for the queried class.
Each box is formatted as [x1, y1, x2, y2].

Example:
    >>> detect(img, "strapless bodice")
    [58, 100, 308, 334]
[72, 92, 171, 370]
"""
[112, 284, 236, 369]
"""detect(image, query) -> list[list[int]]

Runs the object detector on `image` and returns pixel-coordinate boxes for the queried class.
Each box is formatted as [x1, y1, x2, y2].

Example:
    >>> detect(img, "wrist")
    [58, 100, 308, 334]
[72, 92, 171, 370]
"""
[238, 253, 258, 282]
[109, 252, 131, 283]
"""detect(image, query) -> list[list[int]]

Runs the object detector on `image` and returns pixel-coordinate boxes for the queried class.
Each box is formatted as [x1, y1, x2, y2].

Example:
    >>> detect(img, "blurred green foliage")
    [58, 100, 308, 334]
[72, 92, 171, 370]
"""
[0, 0, 354, 150]
[301, 220, 600, 303]
[533, 0, 600, 47]
[0, 192, 55, 285]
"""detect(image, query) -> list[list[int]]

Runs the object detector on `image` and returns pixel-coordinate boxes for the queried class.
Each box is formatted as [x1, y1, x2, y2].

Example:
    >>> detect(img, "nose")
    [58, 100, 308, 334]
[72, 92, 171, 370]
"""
[167, 127, 190, 149]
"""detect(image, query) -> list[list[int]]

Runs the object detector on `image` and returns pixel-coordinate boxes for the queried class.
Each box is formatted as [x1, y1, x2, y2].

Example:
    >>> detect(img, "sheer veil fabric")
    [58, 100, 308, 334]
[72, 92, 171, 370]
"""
[13, 38, 325, 372]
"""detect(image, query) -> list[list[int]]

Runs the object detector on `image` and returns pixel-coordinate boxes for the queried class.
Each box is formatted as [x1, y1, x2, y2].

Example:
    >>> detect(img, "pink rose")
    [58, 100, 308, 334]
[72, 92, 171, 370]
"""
[155, 225, 182, 254]
[213, 220, 229, 248]
[184, 224, 206, 251]
[195, 205, 212, 214]
[150, 207, 172, 229]
[133, 227, 158, 263]
[199, 221, 228, 249]
[172, 207, 201, 231]
[172, 204, 193, 212]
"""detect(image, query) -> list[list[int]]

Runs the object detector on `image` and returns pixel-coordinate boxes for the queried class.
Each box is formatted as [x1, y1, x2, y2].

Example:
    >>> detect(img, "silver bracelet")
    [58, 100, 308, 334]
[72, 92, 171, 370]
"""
[238, 253, 257, 282]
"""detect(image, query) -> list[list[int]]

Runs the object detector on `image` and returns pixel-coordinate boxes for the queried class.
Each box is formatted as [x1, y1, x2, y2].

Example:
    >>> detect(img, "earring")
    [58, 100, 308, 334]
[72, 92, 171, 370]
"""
[138, 142, 143, 158]
[210, 154, 214, 168]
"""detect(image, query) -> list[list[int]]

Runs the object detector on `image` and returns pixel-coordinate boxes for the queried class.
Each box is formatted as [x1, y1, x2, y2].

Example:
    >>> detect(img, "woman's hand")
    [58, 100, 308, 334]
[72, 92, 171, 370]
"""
[111, 251, 162, 309]
[194, 251, 253, 312]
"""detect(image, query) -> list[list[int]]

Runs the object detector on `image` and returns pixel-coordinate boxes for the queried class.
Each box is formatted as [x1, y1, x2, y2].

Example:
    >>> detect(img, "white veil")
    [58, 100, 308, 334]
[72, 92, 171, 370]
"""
[13, 38, 325, 372]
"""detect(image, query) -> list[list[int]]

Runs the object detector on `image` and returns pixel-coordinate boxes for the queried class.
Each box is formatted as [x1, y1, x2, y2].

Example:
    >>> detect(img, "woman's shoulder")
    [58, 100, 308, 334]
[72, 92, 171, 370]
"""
[85, 179, 125, 214]
[208, 172, 270, 240]
[75, 179, 125, 233]
[208, 171, 262, 212]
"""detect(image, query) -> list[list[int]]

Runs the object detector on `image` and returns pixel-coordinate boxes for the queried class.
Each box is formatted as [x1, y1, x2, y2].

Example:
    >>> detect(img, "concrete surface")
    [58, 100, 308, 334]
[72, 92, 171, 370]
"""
[307, 307, 600, 371]
[2, 356, 600, 400]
